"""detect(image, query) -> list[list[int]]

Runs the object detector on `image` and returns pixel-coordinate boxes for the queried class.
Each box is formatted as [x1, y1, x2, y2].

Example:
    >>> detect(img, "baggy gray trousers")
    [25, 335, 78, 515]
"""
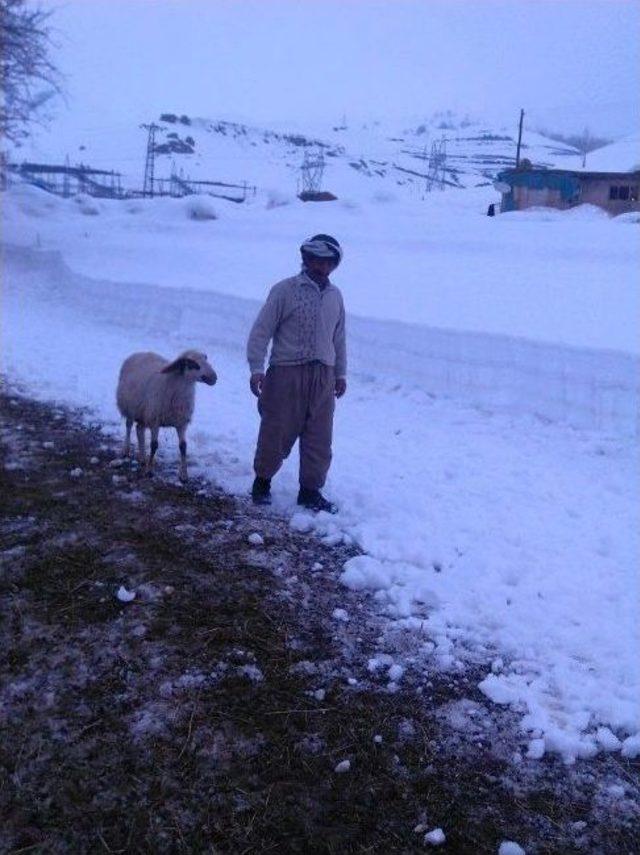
[254, 362, 335, 490]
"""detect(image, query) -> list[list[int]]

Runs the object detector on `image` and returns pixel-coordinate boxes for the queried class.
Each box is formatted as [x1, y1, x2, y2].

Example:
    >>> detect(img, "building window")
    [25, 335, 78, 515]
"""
[610, 185, 632, 201]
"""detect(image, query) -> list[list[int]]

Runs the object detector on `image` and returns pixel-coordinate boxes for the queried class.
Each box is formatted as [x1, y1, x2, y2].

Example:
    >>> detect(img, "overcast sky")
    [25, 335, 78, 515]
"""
[43, 0, 639, 137]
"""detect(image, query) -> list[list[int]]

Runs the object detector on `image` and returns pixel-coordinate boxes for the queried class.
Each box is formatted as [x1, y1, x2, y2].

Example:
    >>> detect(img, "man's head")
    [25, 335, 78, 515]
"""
[300, 234, 342, 277]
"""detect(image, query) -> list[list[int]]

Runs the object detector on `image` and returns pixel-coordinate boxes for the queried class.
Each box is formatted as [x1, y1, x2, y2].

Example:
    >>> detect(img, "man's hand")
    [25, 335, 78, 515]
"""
[250, 373, 265, 397]
[335, 378, 347, 399]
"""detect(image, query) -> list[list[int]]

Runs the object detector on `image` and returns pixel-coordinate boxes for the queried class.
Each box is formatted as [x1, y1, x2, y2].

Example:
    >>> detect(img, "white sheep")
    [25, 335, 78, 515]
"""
[116, 349, 217, 481]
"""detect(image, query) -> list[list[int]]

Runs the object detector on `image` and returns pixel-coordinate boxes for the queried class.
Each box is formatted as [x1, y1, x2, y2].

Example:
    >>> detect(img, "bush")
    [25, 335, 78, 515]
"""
[185, 197, 217, 221]
[372, 191, 396, 204]
[265, 191, 291, 209]
[74, 194, 100, 216]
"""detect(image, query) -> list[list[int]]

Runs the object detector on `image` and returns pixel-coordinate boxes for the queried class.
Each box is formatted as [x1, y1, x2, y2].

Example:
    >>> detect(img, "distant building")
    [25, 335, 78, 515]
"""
[495, 167, 640, 215]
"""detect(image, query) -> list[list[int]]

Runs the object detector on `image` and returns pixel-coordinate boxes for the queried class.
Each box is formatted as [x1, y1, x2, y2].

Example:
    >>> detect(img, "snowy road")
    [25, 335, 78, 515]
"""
[3, 240, 638, 763]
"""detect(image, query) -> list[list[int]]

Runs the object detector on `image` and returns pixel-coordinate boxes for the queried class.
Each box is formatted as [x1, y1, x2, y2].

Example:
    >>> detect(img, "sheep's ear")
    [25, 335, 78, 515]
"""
[161, 358, 186, 374]
[161, 357, 201, 375]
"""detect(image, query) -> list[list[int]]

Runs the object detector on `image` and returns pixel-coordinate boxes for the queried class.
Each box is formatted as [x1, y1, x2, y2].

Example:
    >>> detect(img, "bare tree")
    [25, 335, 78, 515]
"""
[542, 125, 612, 167]
[1, 0, 62, 144]
[571, 127, 607, 168]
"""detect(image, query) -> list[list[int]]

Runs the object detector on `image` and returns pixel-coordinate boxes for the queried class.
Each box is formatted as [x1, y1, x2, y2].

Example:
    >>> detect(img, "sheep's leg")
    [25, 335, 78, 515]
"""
[177, 425, 188, 482]
[136, 423, 146, 468]
[147, 425, 160, 476]
[123, 418, 133, 458]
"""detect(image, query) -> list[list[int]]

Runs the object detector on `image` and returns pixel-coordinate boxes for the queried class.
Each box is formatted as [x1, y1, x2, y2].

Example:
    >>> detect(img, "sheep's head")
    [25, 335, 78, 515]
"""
[162, 351, 217, 386]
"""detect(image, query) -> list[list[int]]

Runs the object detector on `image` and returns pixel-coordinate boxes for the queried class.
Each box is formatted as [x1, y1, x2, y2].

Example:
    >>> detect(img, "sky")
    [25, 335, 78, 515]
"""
[35, 0, 640, 138]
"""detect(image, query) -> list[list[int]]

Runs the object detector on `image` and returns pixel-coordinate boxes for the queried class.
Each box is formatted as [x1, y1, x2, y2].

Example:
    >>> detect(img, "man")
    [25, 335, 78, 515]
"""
[246, 234, 347, 513]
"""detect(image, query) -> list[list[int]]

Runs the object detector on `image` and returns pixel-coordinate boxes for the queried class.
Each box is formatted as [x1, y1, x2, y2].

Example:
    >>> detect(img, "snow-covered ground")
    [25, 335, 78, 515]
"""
[2, 175, 639, 765]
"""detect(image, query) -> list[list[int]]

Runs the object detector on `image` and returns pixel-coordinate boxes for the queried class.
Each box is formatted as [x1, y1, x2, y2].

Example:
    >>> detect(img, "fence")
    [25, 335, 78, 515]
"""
[5, 160, 256, 204]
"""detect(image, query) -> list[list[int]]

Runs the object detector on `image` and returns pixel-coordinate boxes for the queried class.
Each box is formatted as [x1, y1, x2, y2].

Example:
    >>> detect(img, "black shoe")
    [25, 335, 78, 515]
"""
[252, 476, 272, 505]
[297, 487, 337, 514]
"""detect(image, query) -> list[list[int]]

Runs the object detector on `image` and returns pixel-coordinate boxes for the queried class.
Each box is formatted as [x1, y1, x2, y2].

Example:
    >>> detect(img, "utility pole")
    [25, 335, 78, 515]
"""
[141, 123, 160, 197]
[515, 109, 525, 167]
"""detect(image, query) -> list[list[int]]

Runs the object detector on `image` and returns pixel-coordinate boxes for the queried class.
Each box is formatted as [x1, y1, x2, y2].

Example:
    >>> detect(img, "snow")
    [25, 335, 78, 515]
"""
[2, 135, 639, 765]
[498, 843, 526, 855]
[116, 586, 136, 603]
[368, 655, 394, 673]
[479, 674, 521, 706]
[526, 739, 546, 761]
[595, 727, 622, 753]
[290, 513, 314, 533]
[424, 827, 446, 846]
[621, 734, 640, 759]
[388, 664, 405, 683]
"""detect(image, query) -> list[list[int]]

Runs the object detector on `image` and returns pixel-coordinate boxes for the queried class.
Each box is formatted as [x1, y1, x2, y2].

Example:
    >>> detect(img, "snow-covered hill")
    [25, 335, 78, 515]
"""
[11, 110, 582, 201]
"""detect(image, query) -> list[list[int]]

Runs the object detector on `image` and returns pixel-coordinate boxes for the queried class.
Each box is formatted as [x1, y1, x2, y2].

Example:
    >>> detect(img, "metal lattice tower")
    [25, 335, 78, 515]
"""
[426, 137, 447, 192]
[141, 123, 160, 197]
[300, 148, 325, 194]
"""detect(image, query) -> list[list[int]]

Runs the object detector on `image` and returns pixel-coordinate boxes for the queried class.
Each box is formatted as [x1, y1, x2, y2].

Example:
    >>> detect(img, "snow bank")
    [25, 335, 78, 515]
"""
[349, 314, 639, 436]
[4, 237, 638, 438]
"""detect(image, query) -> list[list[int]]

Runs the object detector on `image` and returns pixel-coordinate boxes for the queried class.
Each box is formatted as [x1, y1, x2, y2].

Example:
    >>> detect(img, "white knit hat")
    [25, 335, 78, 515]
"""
[300, 233, 342, 266]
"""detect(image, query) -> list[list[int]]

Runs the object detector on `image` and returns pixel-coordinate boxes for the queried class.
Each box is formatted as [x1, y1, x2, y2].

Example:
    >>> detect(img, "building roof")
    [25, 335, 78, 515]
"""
[500, 168, 640, 181]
